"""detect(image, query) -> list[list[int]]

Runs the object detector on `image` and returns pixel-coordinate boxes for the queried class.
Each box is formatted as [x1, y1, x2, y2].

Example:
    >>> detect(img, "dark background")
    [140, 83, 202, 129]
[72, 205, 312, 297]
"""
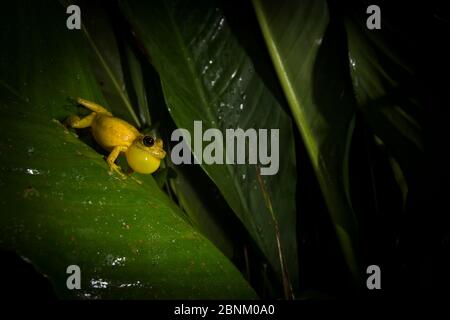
[0, 0, 448, 301]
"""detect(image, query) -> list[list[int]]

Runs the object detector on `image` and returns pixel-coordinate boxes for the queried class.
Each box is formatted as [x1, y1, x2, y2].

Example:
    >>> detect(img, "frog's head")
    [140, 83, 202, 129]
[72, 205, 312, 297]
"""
[125, 135, 166, 174]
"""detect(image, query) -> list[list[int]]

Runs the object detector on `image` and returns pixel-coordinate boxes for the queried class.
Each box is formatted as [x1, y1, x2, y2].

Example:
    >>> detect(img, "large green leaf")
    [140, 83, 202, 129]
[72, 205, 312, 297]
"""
[253, 0, 359, 278]
[0, 0, 256, 299]
[344, 13, 424, 192]
[121, 0, 298, 297]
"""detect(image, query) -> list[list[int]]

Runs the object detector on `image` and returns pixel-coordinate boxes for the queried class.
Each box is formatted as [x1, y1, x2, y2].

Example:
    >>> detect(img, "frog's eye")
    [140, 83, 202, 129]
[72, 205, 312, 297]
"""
[143, 135, 155, 147]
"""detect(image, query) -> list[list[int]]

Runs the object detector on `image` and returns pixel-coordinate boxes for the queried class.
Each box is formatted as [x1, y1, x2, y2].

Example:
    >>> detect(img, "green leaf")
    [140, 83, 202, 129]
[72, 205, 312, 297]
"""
[253, 0, 359, 278]
[123, 44, 152, 127]
[169, 165, 235, 258]
[0, 0, 256, 299]
[121, 0, 298, 297]
[73, 0, 141, 127]
[344, 14, 424, 192]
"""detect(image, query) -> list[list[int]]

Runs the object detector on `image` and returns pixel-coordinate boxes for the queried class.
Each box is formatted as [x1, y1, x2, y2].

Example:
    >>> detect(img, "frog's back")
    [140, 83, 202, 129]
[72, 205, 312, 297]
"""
[91, 114, 139, 151]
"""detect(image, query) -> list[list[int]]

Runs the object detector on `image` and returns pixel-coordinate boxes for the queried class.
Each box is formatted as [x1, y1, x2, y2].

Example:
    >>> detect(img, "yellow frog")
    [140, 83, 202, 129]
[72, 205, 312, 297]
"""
[66, 98, 166, 177]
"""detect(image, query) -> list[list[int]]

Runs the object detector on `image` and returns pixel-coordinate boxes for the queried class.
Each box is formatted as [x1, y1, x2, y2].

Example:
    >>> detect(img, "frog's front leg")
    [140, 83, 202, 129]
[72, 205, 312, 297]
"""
[106, 146, 128, 178]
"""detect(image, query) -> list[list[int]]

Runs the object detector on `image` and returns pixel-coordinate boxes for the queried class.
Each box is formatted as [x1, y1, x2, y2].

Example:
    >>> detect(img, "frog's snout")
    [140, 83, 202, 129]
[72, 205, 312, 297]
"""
[153, 138, 166, 160]
[156, 138, 164, 148]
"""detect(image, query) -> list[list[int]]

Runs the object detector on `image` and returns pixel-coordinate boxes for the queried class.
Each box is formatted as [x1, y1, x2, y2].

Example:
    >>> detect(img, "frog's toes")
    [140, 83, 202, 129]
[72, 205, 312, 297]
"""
[130, 175, 143, 185]
[109, 164, 127, 179]
[65, 115, 80, 127]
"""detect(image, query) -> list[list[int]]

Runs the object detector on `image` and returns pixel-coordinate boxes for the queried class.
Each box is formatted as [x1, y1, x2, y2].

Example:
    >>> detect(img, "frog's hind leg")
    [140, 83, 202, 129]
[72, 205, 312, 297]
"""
[66, 112, 96, 129]
[77, 97, 112, 116]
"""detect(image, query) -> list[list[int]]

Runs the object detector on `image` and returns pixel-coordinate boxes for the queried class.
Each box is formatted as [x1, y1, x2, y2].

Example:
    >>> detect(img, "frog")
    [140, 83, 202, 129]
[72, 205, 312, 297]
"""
[66, 97, 166, 178]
